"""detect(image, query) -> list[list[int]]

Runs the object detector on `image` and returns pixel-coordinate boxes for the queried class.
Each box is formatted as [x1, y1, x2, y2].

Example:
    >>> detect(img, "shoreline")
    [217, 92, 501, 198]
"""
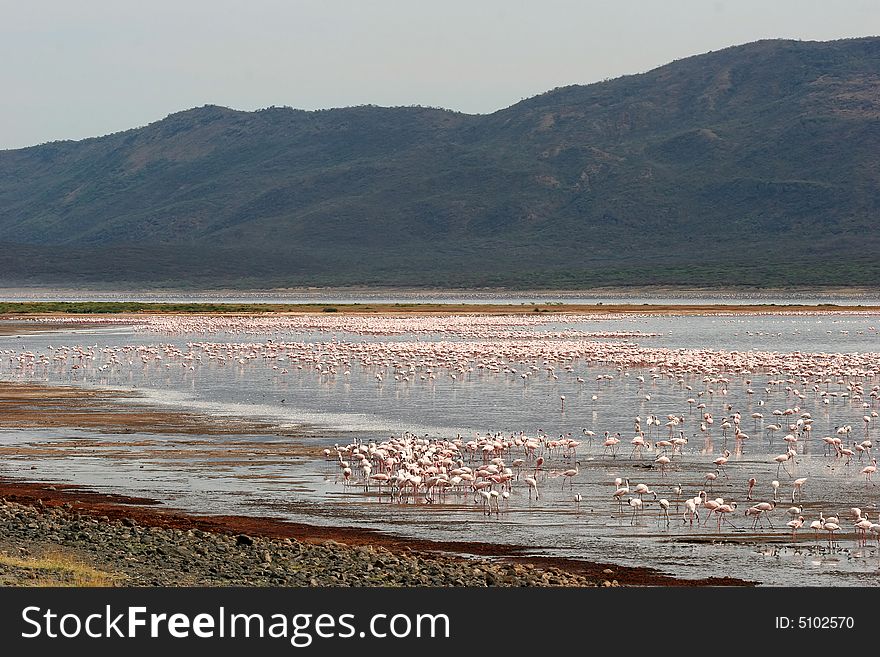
[0, 478, 753, 587]
[1, 301, 880, 318]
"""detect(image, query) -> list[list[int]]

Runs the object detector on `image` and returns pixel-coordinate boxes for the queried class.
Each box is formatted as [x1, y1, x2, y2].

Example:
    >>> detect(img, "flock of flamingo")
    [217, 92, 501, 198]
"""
[321, 421, 879, 549]
[6, 312, 880, 561]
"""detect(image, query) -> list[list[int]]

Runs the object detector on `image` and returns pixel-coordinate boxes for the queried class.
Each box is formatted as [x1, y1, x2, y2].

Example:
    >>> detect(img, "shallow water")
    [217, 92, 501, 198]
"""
[0, 311, 878, 586]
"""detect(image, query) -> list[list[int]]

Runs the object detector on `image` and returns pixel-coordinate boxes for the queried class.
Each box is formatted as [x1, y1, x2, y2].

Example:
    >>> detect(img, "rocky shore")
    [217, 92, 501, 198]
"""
[0, 496, 607, 587]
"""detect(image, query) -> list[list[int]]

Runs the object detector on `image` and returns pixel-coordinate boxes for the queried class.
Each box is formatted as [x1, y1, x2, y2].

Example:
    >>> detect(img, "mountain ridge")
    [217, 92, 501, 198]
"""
[2, 37, 879, 289]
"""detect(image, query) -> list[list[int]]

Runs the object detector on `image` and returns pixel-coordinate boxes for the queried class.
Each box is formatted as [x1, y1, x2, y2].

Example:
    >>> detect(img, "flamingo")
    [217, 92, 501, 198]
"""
[671, 483, 683, 510]
[822, 436, 839, 457]
[822, 519, 841, 547]
[869, 519, 880, 546]
[773, 451, 792, 478]
[787, 515, 805, 538]
[791, 477, 807, 502]
[655, 454, 671, 476]
[603, 434, 621, 458]
[683, 494, 701, 526]
[746, 501, 776, 529]
[715, 501, 738, 530]
[529, 455, 547, 483]
[369, 472, 391, 497]
[628, 497, 643, 524]
[658, 498, 670, 526]
[524, 476, 539, 500]
[705, 470, 719, 491]
[701, 497, 723, 526]
[560, 462, 580, 489]
[854, 513, 873, 545]
[612, 479, 630, 510]
[630, 433, 649, 459]
[477, 489, 493, 515]
[713, 450, 731, 478]
[488, 490, 501, 515]
[861, 458, 877, 486]
[633, 483, 656, 501]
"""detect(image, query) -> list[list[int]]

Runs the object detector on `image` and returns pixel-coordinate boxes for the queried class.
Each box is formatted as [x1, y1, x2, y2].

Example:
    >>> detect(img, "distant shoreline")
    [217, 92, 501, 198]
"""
[1, 301, 880, 317]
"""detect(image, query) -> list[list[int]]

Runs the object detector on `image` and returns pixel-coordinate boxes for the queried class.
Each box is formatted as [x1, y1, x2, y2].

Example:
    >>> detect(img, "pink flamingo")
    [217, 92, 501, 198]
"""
[787, 515, 805, 538]
[524, 476, 539, 500]
[791, 477, 807, 502]
[715, 501, 738, 530]
[746, 477, 757, 500]
[560, 462, 579, 489]
[746, 501, 775, 529]
[861, 458, 877, 486]
[655, 454, 671, 476]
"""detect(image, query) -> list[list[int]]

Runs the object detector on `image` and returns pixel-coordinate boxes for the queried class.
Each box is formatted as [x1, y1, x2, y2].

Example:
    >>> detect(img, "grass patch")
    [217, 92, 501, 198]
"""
[0, 550, 117, 587]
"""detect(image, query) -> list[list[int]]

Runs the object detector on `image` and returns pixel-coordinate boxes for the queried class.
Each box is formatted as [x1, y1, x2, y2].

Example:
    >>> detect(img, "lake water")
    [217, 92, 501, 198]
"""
[0, 310, 878, 586]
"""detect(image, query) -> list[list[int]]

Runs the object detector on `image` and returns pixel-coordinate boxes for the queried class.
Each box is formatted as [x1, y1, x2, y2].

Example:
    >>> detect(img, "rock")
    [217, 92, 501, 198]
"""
[0, 496, 603, 589]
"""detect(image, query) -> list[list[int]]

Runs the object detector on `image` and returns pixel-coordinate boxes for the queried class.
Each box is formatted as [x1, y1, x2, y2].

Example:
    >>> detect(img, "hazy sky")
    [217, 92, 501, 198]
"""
[1, 0, 878, 149]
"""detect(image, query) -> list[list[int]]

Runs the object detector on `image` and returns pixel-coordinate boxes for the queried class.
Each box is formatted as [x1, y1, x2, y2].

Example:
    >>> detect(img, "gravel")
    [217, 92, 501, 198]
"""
[0, 498, 601, 587]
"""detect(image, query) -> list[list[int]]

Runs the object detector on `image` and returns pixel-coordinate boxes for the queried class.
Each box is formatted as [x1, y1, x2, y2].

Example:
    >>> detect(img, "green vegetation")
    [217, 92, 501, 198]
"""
[1, 38, 879, 288]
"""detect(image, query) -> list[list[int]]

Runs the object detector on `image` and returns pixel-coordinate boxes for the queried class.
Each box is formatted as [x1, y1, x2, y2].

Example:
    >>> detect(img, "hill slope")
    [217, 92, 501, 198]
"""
[2, 37, 880, 288]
